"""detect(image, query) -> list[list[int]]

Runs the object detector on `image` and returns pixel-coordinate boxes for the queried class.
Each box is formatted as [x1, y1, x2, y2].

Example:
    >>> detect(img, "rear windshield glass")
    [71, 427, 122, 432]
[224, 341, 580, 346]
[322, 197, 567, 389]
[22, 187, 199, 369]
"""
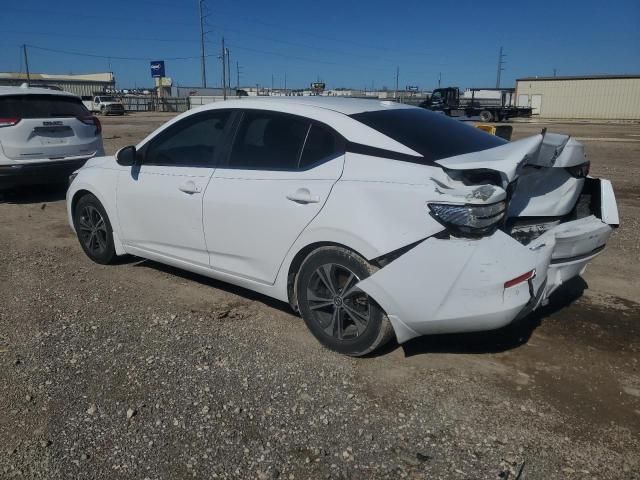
[350, 108, 506, 162]
[0, 95, 89, 118]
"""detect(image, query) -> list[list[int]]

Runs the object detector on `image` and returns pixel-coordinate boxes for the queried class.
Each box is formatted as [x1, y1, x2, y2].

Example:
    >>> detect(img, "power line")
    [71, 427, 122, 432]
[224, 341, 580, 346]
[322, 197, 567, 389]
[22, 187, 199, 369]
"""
[2, 7, 196, 27]
[2, 29, 200, 44]
[26, 44, 200, 61]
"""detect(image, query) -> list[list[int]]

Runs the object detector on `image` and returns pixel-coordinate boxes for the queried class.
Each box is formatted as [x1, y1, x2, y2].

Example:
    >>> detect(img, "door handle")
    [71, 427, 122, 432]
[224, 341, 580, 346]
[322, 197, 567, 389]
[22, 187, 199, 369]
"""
[286, 188, 320, 204]
[178, 180, 202, 194]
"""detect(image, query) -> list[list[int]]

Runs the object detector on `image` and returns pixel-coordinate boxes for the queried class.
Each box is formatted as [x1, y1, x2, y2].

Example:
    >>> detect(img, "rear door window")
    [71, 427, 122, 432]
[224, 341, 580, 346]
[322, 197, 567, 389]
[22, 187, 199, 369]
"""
[228, 110, 309, 170]
[350, 108, 506, 162]
[299, 123, 344, 169]
[0, 95, 89, 118]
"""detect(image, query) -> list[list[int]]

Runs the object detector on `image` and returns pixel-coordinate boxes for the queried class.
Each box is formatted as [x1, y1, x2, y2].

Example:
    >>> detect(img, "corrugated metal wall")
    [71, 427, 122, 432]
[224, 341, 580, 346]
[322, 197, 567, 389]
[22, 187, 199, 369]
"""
[515, 78, 640, 119]
[0, 79, 113, 97]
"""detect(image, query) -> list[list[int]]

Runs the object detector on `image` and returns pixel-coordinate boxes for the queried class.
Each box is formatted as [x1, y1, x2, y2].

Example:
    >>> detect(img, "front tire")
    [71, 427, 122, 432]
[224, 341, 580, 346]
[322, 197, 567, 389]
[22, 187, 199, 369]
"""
[296, 246, 394, 356]
[73, 194, 117, 265]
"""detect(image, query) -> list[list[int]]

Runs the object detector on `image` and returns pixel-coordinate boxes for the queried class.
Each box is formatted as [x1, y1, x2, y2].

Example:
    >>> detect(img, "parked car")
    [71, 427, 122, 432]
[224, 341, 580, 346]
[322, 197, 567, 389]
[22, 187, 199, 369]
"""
[66, 98, 619, 356]
[0, 86, 104, 190]
[82, 95, 125, 116]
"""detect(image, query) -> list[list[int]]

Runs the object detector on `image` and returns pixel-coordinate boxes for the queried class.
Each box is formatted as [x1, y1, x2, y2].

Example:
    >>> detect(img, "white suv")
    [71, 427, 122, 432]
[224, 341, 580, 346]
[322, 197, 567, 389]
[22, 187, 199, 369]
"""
[0, 86, 104, 190]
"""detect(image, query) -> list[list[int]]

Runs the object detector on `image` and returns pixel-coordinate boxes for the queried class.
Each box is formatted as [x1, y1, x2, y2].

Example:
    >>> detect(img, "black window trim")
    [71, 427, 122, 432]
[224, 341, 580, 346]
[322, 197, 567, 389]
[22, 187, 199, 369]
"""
[139, 109, 235, 168]
[345, 141, 424, 163]
[217, 108, 346, 172]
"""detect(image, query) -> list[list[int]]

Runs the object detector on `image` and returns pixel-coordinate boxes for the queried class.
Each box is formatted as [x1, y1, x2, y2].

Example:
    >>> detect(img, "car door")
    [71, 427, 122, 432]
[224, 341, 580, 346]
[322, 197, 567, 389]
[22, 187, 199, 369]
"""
[203, 110, 345, 284]
[117, 109, 232, 267]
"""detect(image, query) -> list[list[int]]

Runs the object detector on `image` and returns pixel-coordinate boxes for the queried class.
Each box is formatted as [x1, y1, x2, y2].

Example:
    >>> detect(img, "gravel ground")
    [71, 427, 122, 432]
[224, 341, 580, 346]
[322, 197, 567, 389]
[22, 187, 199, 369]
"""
[1, 112, 639, 479]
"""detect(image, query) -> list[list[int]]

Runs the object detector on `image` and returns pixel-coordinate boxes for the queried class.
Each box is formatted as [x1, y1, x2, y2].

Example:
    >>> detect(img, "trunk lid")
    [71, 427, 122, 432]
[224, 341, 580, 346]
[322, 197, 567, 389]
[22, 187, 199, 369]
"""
[435, 132, 587, 182]
[435, 131, 591, 218]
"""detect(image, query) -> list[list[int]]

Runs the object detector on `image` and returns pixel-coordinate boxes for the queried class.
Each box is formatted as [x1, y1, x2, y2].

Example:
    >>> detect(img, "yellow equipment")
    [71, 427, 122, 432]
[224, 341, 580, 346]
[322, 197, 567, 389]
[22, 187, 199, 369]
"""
[476, 124, 513, 141]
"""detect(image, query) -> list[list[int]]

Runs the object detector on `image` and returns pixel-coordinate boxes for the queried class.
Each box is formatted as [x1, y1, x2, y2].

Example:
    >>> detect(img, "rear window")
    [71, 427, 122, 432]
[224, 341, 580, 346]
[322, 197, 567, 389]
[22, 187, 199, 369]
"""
[350, 108, 506, 162]
[0, 94, 89, 118]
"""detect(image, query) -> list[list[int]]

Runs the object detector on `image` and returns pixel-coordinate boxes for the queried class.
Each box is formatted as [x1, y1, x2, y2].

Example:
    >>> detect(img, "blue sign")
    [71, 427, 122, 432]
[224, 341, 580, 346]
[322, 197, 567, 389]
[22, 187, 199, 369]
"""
[150, 61, 165, 78]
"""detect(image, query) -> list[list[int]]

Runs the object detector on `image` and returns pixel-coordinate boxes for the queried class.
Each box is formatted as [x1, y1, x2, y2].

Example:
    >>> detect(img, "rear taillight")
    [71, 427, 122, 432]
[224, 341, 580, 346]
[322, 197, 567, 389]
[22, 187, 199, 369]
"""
[77, 116, 102, 136]
[0, 117, 20, 128]
[428, 201, 507, 237]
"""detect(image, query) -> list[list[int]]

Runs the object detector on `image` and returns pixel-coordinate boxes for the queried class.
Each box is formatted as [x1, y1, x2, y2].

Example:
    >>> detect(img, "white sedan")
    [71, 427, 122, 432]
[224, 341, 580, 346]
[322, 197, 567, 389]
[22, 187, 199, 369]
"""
[66, 97, 619, 356]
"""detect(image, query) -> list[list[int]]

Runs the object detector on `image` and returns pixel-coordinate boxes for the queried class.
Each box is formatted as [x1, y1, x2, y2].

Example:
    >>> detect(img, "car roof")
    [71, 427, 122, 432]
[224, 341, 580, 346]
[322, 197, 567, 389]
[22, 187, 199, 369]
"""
[0, 85, 79, 98]
[200, 96, 416, 116]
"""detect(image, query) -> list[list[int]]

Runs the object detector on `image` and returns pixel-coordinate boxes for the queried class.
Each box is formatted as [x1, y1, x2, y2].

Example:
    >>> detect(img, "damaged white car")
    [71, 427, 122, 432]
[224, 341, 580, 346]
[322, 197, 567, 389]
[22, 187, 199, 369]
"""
[66, 98, 619, 356]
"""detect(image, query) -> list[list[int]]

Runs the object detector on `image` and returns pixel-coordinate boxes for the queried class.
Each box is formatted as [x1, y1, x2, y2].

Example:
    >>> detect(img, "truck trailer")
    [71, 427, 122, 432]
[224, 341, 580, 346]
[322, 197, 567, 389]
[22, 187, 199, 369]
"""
[420, 87, 532, 122]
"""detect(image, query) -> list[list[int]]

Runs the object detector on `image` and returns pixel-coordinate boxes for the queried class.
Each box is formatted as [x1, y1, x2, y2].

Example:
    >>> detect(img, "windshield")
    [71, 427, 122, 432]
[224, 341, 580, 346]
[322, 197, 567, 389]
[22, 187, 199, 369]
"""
[350, 107, 506, 163]
[98, 97, 116, 102]
[0, 94, 89, 118]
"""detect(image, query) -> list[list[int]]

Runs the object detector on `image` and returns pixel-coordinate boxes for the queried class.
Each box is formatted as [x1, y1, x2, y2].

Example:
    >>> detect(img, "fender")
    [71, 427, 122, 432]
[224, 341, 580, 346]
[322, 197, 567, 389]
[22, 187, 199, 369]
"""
[67, 167, 126, 256]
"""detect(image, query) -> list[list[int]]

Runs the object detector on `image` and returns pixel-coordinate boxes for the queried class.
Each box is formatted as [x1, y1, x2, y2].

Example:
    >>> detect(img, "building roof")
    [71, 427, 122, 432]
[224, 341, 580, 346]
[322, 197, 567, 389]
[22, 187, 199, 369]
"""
[516, 74, 640, 82]
[0, 72, 114, 83]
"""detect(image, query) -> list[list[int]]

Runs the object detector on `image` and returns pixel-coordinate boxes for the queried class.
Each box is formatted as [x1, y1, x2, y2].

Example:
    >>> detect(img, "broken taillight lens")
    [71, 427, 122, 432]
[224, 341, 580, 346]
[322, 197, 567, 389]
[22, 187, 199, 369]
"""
[428, 201, 506, 237]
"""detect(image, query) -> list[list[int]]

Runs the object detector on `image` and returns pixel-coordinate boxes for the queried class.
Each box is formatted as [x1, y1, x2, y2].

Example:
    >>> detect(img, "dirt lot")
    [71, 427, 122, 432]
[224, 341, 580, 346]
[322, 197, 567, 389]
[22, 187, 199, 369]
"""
[1, 112, 639, 479]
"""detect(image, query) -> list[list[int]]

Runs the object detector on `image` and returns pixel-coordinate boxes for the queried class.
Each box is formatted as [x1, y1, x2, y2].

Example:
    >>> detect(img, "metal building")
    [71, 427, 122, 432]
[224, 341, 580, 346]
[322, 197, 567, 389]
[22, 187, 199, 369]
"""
[515, 74, 640, 120]
[0, 72, 115, 97]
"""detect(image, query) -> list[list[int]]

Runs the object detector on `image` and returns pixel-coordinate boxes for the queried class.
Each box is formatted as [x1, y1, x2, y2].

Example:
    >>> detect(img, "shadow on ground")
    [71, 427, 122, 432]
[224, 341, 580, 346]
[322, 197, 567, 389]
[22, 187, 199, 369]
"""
[0, 183, 68, 204]
[131, 258, 293, 314]
[133, 257, 593, 358]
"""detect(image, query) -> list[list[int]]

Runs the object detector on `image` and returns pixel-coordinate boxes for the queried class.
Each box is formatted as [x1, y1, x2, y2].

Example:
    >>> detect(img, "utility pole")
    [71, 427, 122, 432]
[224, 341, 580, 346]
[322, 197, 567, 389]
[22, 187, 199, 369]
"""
[199, 0, 207, 88]
[496, 46, 506, 88]
[395, 66, 399, 99]
[23, 44, 31, 84]
[236, 61, 241, 90]
[225, 47, 231, 94]
[221, 37, 227, 100]
[271, 73, 274, 93]
[438, 72, 441, 88]
[284, 72, 287, 95]
[553, 68, 557, 77]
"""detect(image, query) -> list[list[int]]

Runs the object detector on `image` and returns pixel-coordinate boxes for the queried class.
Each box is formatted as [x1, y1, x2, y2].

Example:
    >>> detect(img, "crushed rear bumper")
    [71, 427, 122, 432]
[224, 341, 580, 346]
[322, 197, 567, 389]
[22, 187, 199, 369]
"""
[357, 178, 618, 343]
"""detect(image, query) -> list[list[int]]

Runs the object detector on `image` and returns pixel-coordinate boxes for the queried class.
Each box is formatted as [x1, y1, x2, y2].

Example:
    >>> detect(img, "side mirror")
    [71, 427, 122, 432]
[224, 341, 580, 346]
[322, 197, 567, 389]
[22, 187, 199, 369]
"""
[116, 145, 138, 166]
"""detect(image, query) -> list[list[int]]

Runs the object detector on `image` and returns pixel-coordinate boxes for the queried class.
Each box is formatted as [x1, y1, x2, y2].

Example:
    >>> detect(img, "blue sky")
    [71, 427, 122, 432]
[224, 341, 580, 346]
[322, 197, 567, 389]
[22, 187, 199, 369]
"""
[1, 0, 638, 90]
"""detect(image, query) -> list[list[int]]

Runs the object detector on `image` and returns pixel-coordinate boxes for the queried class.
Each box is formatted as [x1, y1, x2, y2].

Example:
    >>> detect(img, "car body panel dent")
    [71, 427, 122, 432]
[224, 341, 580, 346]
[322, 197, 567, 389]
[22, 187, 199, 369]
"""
[356, 232, 535, 341]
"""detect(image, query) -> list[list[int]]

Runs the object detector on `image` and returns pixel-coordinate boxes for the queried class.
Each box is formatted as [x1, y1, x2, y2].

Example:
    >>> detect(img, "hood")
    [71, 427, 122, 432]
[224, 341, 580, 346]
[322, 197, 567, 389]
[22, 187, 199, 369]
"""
[435, 133, 587, 182]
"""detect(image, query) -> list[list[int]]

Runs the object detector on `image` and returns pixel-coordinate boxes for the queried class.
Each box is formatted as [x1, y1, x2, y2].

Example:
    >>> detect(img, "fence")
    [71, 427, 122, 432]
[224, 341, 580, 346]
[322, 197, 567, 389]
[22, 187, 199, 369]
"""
[120, 94, 425, 113]
[121, 96, 190, 113]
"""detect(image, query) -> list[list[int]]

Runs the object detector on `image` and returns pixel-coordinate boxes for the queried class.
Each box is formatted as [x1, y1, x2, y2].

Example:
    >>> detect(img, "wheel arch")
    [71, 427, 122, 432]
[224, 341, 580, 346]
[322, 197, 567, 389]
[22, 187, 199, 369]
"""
[284, 240, 372, 311]
[68, 183, 126, 256]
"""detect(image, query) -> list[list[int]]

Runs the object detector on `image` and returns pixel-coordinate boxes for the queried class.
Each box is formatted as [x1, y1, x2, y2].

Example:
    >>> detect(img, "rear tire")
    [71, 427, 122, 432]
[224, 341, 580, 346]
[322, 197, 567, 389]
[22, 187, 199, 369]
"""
[296, 246, 394, 356]
[479, 110, 493, 122]
[73, 194, 117, 265]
